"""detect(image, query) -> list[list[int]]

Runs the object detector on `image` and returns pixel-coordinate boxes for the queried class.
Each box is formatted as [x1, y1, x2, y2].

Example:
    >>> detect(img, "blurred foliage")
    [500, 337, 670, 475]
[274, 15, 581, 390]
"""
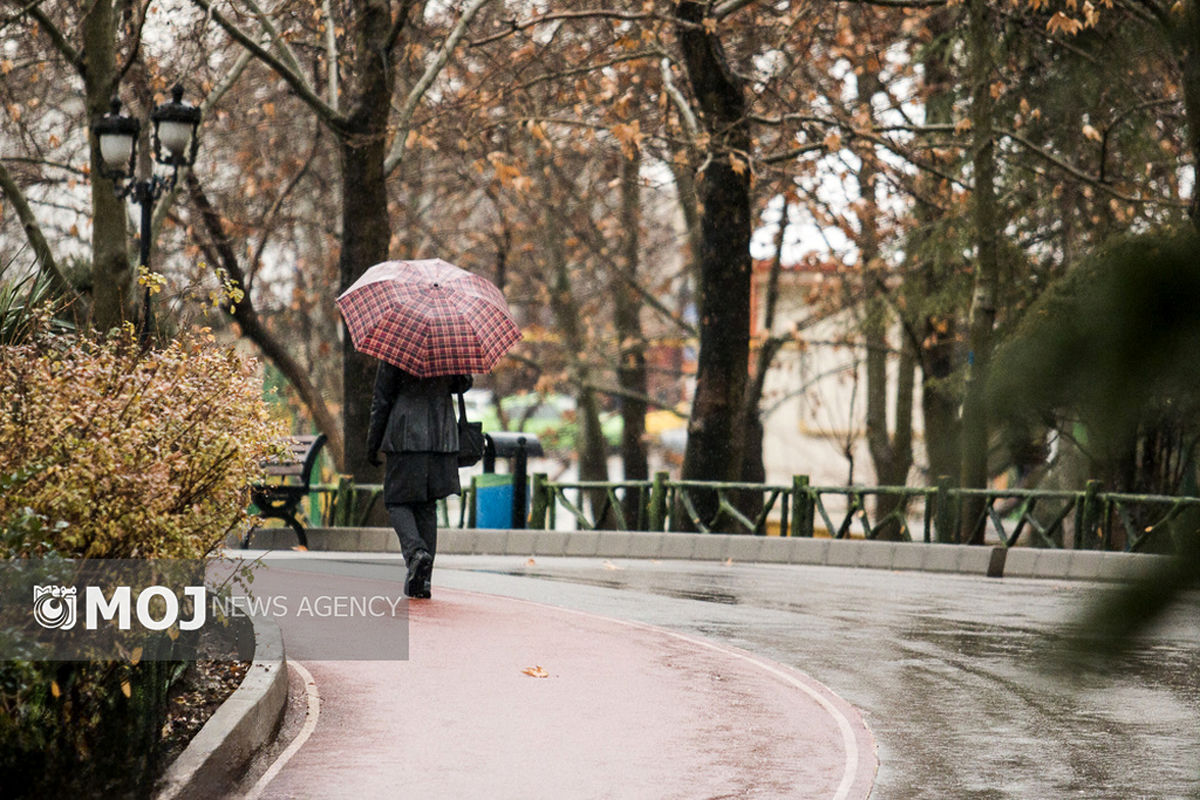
[0, 320, 289, 558]
[989, 229, 1200, 495]
[991, 229, 1200, 691]
[477, 392, 623, 456]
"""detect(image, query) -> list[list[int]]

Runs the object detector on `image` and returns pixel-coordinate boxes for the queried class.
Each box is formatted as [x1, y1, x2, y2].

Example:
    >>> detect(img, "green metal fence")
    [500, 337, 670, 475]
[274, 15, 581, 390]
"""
[524, 472, 1200, 553]
[265, 471, 1200, 554]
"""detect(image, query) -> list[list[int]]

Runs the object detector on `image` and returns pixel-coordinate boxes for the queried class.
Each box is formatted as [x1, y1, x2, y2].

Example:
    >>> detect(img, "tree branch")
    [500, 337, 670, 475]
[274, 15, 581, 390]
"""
[0, 159, 83, 306]
[23, 1, 81, 67]
[470, 8, 696, 48]
[999, 126, 1183, 206]
[185, 170, 347, 467]
[384, 0, 491, 176]
[190, 0, 346, 131]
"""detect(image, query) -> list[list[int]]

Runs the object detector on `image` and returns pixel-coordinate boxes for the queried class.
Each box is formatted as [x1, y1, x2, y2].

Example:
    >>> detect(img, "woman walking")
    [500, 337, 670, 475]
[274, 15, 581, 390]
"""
[366, 362, 471, 598]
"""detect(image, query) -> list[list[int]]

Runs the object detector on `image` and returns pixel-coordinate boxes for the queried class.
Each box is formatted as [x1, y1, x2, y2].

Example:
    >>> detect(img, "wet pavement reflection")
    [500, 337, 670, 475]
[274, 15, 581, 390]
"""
[437, 556, 1200, 800]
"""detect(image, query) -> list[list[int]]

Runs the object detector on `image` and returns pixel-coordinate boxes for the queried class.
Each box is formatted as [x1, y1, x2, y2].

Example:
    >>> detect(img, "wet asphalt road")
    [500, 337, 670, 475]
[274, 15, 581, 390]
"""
[434, 556, 1200, 800]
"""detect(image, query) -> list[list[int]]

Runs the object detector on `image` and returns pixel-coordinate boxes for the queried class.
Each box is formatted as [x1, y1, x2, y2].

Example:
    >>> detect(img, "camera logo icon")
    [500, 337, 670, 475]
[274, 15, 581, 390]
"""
[33, 585, 77, 630]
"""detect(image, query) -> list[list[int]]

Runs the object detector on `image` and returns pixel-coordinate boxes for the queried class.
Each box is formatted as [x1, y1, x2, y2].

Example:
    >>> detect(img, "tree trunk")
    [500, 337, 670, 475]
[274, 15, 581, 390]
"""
[866, 324, 916, 539]
[536, 148, 611, 524]
[959, 0, 1001, 543]
[913, 6, 962, 489]
[616, 146, 649, 525]
[1178, 0, 1200, 233]
[675, 1, 753, 528]
[339, 0, 395, 481]
[82, 0, 131, 331]
[855, 63, 914, 540]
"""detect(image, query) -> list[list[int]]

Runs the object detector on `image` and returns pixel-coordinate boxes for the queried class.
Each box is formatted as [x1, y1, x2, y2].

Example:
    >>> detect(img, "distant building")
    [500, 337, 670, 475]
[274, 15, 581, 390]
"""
[750, 257, 925, 489]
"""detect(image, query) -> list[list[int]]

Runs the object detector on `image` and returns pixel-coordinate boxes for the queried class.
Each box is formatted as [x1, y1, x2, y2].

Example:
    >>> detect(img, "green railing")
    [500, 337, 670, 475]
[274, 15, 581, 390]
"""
[256, 470, 1200, 554]
[524, 472, 1200, 553]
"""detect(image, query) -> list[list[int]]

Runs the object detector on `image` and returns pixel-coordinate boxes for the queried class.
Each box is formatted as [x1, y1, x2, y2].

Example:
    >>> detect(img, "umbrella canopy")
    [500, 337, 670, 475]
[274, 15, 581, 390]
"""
[336, 258, 521, 377]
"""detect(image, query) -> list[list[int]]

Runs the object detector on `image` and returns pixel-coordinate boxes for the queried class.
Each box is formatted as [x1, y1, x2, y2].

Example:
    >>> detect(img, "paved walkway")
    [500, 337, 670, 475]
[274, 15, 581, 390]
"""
[242, 565, 876, 799]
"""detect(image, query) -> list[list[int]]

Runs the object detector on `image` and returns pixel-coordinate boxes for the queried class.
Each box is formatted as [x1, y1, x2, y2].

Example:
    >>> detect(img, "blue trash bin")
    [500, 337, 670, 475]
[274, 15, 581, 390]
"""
[474, 473, 514, 529]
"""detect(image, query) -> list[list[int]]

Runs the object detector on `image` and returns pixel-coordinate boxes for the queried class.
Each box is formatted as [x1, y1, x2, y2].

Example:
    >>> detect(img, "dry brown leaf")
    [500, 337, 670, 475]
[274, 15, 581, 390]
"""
[522, 665, 550, 678]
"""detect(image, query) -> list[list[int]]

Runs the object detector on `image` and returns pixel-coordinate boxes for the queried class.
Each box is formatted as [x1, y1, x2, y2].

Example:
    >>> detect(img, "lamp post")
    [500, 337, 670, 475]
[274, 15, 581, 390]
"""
[91, 84, 202, 342]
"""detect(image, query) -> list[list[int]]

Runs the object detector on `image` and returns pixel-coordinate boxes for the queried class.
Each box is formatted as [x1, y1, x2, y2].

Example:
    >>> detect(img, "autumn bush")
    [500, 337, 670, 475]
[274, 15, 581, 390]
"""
[0, 322, 288, 558]
[0, 322, 286, 797]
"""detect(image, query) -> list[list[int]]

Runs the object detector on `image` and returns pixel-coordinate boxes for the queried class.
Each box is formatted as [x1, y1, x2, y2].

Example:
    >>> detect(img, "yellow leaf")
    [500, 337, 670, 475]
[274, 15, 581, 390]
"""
[525, 557, 536, 566]
[121, 680, 131, 698]
[1082, 123, 1102, 142]
[522, 665, 550, 678]
[729, 153, 747, 176]
[1046, 11, 1084, 35]
[50, 681, 60, 698]
[130, 646, 143, 665]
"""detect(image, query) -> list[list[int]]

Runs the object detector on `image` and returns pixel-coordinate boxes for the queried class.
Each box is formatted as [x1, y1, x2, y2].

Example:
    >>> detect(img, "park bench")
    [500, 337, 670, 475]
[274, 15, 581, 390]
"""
[244, 433, 327, 549]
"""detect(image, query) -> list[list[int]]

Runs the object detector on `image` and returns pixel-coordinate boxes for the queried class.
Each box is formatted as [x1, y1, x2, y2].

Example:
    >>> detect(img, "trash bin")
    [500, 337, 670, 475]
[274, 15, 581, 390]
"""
[473, 473, 514, 529]
[479, 432, 543, 529]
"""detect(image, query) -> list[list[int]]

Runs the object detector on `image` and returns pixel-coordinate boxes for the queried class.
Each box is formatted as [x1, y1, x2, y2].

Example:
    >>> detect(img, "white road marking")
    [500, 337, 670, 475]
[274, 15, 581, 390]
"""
[242, 660, 320, 800]
[461, 588, 872, 800]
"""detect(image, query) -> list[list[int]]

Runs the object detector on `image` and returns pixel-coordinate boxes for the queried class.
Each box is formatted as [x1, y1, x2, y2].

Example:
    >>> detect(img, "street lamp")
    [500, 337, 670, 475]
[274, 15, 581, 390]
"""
[92, 84, 202, 341]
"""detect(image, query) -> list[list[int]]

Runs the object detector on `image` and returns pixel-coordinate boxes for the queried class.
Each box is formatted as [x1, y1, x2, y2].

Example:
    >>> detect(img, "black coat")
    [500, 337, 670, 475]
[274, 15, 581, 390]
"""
[366, 364, 471, 455]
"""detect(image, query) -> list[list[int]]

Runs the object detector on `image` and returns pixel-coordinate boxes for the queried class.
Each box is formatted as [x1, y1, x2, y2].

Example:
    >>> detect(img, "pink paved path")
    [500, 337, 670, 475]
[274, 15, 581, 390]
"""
[257, 588, 877, 799]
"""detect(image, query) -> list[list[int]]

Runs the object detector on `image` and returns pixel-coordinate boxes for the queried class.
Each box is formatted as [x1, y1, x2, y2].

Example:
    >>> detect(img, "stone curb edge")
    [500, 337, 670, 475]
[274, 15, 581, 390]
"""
[154, 614, 288, 800]
[240, 527, 1171, 583]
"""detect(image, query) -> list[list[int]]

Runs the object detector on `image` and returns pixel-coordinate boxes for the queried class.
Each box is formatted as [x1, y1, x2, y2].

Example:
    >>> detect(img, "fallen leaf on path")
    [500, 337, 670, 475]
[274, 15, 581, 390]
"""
[602, 560, 621, 570]
[525, 558, 537, 566]
[522, 665, 550, 678]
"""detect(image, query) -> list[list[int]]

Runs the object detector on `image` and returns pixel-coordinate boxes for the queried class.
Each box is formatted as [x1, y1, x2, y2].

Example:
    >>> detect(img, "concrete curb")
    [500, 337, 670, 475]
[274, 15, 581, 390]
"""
[239, 527, 1172, 583]
[154, 614, 288, 800]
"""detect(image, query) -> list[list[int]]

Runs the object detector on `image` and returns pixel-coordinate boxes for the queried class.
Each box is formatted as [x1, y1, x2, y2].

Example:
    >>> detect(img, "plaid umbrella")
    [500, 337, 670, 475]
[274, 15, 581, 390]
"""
[336, 259, 521, 377]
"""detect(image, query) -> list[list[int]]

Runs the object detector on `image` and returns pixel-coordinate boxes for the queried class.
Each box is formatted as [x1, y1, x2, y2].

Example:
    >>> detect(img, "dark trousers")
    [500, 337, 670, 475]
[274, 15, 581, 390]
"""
[387, 501, 438, 564]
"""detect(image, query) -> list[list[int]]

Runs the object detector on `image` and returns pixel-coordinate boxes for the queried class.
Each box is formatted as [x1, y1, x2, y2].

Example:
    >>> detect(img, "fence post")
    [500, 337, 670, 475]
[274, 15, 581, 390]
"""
[331, 475, 354, 527]
[935, 475, 956, 543]
[467, 475, 478, 528]
[529, 473, 549, 530]
[1078, 479, 1102, 550]
[648, 471, 669, 532]
[791, 475, 814, 537]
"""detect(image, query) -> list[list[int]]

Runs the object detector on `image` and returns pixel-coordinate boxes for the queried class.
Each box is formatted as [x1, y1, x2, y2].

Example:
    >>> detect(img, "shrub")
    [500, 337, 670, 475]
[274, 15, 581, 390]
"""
[0, 323, 287, 797]
[0, 323, 288, 558]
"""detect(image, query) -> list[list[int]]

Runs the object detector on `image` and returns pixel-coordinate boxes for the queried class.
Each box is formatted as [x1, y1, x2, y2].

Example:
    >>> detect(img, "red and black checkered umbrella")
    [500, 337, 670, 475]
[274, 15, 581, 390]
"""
[336, 259, 521, 377]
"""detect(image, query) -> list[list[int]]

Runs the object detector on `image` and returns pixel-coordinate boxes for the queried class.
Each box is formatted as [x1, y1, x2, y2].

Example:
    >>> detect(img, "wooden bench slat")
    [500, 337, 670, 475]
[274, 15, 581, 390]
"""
[246, 433, 328, 549]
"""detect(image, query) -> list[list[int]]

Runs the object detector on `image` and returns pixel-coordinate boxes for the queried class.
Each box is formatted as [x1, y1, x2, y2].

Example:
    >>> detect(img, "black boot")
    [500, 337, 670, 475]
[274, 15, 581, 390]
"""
[405, 550, 433, 598]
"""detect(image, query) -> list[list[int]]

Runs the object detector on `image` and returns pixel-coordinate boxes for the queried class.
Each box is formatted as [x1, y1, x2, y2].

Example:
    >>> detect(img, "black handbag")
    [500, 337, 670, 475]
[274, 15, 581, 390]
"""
[456, 392, 485, 467]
